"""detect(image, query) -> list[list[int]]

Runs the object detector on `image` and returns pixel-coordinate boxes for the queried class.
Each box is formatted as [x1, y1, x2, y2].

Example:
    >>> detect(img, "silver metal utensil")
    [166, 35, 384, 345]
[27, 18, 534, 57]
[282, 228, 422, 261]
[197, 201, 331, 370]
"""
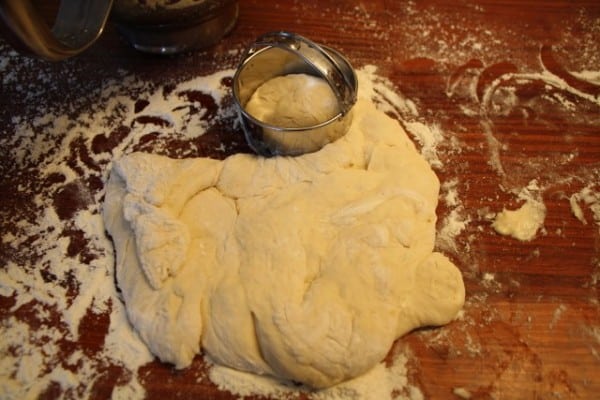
[233, 31, 358, 157]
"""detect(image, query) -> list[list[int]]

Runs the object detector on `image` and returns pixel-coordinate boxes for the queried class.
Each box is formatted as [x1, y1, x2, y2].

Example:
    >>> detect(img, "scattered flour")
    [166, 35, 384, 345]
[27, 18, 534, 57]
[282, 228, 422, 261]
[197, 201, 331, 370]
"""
[404, 121, 444, 169]
[436, 179, 471, 254]
[570, 184, 600, 227]
[480, 272, 502, 293]
[549, 304, 567, 330]
[452, 386, 472, 399]
[355, 64, 419, 119]
[209, 346, 422, 400]
[438, 207, 471, 251]
[0, 59, 235, 398]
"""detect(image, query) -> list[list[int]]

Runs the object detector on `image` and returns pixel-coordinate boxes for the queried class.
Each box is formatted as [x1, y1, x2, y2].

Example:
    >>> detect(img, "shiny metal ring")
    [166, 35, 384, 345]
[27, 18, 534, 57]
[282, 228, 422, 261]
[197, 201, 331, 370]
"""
[233, 31, 358, 157]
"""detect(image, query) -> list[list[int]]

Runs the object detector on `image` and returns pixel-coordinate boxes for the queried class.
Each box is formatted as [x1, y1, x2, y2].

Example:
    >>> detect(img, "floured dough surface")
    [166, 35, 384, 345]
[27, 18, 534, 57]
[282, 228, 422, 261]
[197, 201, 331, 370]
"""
[103, 98, 465, 388]
[244, 73, 340, 127]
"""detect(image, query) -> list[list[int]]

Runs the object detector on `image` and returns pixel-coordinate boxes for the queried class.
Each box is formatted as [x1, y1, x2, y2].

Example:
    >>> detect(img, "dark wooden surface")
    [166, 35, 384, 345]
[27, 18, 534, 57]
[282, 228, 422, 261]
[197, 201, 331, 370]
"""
[1, 1, 600, 399]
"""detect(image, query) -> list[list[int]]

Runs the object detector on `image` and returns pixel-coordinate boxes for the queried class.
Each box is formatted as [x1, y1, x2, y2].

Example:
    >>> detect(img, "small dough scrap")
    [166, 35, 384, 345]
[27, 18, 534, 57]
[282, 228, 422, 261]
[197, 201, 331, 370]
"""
[103, 97, 465, 388]
[493, 198, 546, 241]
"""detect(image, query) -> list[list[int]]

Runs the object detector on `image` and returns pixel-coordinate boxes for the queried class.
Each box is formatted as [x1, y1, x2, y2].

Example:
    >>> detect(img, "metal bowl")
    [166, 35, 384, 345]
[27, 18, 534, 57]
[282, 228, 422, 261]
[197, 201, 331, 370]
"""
[112, 0, 239, 54]
[233, 32, 358, 157]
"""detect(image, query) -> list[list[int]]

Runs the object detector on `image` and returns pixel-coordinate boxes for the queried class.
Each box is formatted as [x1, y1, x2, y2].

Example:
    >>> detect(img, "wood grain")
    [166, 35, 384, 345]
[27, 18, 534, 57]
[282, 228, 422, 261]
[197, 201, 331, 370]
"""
[1, 1, 599, 399]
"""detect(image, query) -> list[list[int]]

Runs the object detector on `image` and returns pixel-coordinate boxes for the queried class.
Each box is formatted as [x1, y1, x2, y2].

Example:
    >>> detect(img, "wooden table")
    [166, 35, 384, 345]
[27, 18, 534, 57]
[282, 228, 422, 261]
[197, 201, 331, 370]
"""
[1, 1, 599, 399]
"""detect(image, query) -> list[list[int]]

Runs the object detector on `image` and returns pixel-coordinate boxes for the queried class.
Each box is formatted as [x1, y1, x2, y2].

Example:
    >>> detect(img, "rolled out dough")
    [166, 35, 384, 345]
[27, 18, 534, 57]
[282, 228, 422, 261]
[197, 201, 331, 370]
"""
[103, 98, 465, 388]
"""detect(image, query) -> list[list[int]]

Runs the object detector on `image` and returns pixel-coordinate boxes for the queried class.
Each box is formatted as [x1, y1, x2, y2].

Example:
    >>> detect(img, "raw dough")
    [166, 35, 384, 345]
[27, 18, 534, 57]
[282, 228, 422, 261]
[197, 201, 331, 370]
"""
[103, 98, 465, 388]
[244, 74, 340, 127]
[493, 199, 546, 241]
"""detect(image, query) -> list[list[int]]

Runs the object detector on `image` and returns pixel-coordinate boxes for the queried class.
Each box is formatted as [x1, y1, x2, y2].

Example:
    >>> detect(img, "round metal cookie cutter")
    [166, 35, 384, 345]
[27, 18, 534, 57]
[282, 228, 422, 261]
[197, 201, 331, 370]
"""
[233, 31, 358, 157]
